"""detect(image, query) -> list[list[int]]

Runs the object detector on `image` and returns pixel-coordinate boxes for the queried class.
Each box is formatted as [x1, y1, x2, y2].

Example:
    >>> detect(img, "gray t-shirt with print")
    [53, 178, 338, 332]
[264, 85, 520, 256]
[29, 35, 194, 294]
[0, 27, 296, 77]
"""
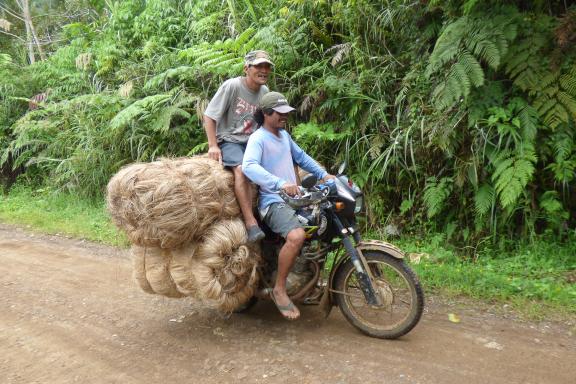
[204, 77, 269, 144]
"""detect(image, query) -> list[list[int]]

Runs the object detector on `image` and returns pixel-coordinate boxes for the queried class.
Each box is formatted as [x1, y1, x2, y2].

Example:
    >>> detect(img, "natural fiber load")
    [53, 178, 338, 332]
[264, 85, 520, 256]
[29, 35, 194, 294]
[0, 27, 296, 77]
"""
[131, 245, 185, 298]
[181, 218, 260, 312]
[130, 218, 260, 312]
[106, 157, 240, 248]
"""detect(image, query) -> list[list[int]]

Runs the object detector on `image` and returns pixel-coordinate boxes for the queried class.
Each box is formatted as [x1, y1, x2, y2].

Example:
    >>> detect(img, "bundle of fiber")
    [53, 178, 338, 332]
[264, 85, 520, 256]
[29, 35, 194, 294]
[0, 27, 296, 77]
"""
[106, 157, 241, 248]
[130, 219, 260, 312]
[173, 218, 260, 312]
[171, 157, 241, 218]
[131, 245, 185, 298]
[168, 242, 200, 296]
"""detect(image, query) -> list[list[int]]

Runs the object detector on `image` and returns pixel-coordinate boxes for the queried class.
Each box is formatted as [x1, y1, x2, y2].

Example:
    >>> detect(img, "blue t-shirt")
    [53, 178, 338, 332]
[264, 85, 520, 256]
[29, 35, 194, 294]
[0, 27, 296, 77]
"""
[242, 127, 328, 215]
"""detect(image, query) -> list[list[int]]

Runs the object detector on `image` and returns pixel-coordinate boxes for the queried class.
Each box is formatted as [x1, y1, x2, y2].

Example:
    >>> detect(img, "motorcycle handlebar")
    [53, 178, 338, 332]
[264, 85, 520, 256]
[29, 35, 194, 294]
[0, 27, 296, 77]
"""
[279, 181, 331, 208]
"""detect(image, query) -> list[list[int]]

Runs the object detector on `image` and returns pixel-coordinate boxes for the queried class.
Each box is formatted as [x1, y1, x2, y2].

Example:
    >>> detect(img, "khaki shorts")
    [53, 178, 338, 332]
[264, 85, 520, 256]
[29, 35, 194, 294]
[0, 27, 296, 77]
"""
[263, 202, 303, 238]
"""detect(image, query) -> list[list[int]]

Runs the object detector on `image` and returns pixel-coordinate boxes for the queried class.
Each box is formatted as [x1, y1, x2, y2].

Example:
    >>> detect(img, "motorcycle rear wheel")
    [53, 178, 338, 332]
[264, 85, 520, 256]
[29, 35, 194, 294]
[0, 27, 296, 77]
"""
[334, 250, 424, 339]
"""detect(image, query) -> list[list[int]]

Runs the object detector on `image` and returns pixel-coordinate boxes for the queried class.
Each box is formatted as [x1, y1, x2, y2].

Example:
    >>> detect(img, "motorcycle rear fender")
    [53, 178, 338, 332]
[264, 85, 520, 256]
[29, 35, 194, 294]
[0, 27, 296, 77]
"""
[323, 240, 405, 311]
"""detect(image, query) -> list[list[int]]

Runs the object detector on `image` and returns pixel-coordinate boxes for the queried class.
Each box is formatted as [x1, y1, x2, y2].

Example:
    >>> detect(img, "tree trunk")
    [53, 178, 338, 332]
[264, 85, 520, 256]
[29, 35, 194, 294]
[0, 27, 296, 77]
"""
[22, 5, 35, 64]
[17, 0, 46, 62]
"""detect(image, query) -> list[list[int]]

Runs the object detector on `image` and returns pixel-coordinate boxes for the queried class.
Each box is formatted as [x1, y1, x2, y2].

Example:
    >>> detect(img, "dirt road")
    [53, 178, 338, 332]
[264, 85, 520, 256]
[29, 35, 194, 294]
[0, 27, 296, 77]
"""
[1, 224, 574, 384]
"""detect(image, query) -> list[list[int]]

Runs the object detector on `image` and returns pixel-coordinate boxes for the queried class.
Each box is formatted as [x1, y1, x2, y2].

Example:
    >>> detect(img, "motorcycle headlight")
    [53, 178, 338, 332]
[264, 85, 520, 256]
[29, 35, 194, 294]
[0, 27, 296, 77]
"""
[354, 195, 363, 214]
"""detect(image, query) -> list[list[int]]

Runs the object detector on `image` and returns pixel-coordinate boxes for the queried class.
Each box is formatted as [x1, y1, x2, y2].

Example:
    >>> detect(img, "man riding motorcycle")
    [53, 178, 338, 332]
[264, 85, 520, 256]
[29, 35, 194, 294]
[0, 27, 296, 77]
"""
[242, 92, 335, 320]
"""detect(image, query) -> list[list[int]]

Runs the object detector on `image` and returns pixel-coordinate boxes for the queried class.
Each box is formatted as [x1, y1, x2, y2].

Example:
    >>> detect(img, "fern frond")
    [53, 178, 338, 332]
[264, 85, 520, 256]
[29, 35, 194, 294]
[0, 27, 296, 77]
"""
[539, 191, 565, 214]
[538, 72, 559, 91]
[474, 183, 495, 216]
[180, 44, 225, 63]
[535, 93, 570, 129]
[289, 60, 328, 80]
[150, 106, 191, 133]
[109, 94, 172, 131]
[557, 91, 576, 121]
[423, 176, 453, 218]
[232, 27, 256, 49]
[518, 104, 538, 141]
[432, 50, 484, 109]
[427, 17, 467, 73]
[458, 51, 484, 87]
[550, 132, 574, 162]
[144, 66, 196, 90]
[202, 53, 240, 70]
[504, 36, 547, 91]
[560, 68, 576, 95]
[546, 159, 576, 184]
[464, 28, 502, 69]
[491, 148, 536, 208]
[534, 94, 558, 117]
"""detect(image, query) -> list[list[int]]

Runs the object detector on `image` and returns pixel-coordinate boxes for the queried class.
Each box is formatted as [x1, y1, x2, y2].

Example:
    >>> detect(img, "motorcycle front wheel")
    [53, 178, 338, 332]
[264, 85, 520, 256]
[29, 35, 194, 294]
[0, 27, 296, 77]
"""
[334, 250, 424, 339]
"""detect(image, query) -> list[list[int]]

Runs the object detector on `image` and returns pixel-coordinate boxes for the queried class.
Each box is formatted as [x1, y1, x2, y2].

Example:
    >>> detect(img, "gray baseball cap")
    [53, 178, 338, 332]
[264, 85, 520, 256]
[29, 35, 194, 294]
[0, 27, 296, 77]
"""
[260, 92, 295, 113]
[244, 50, 274, 66]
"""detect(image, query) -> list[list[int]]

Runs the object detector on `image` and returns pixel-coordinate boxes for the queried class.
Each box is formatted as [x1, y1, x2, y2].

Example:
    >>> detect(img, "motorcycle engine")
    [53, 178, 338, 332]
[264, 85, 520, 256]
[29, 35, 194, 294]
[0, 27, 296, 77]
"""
[271, 255, 314, 295]
[296, 207, 315, 225]
[296, 207, 328, 237]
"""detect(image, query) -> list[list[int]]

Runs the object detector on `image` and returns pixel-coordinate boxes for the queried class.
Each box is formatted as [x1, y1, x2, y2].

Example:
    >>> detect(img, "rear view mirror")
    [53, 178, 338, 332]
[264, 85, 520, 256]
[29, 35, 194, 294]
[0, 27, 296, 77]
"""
[301, 174, 318, 189]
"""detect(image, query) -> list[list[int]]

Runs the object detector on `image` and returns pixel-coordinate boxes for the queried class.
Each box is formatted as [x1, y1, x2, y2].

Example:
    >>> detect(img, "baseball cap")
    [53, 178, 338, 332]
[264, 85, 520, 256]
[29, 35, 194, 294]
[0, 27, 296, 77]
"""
[260, 92, 296, 113]
[244, 50, 274, 66]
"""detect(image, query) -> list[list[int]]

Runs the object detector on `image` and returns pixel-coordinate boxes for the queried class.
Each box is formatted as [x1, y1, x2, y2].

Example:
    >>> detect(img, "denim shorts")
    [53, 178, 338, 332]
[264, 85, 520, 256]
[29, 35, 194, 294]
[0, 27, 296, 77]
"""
[263, 202, 303, 238]
[219, 141, 247, 167]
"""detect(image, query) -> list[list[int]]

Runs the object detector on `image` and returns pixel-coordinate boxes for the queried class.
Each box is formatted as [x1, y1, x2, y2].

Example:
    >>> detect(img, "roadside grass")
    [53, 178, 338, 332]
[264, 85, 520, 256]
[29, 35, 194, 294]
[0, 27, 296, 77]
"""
[1, 185, 574, 319]
[398, 235, 576, 319]
[0, 185, 128, 247]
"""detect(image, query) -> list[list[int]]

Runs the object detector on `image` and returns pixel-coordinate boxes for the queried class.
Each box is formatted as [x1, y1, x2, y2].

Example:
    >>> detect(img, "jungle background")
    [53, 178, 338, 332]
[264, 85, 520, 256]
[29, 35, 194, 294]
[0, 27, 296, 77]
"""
[1, 0, 574, 314]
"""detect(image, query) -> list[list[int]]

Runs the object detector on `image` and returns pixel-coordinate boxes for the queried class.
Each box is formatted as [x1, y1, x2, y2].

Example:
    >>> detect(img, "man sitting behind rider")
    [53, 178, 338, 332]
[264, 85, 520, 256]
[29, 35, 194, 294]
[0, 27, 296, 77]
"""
[242, 92, 335, 320]
[203, 50, 272, 243]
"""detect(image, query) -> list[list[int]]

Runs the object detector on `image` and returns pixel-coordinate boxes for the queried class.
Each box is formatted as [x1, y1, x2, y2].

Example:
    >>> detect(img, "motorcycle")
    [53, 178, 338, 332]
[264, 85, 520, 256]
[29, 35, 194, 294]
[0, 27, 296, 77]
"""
[243, 164, 424, 339]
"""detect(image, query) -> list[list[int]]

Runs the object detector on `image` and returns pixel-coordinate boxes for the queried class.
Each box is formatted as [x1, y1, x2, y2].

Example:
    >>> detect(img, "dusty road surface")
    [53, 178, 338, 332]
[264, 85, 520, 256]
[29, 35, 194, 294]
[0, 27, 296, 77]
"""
[1, 224, 574, 384]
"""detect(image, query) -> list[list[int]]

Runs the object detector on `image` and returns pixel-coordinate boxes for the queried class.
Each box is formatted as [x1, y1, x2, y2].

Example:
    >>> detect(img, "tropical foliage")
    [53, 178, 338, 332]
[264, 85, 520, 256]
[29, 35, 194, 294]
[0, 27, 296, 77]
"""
[1, 0, 575, 251]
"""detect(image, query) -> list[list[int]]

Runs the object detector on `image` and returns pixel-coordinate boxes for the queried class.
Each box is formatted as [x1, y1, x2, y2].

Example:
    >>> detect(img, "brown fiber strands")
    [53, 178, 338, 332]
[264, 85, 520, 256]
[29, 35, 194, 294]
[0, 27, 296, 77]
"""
[110, 157, 260, 312]
[131, 245, 185, 298]
[106, 157, 240, 248]
[184, 218, 260, 312]
[130, 219, 259, 312]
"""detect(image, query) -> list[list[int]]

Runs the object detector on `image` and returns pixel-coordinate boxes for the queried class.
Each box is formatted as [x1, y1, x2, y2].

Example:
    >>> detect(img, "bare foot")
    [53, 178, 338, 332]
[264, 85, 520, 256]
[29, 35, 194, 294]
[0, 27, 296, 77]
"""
[271, 288, 300, 320]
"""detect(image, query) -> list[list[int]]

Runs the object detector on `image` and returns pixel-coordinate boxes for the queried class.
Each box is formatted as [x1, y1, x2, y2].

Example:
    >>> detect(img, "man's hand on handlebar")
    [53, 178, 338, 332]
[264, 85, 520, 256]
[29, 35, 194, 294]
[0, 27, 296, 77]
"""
[281, 182, 301, 197]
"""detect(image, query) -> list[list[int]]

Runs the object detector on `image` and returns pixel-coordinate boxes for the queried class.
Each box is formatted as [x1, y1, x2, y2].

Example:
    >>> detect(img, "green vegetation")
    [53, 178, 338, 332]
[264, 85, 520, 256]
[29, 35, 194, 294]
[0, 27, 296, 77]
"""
[0, 185, 127, 246]
[1, 1, 575, 247]
[404, 237, 576, 318]
[1, 1, 574, 314]
[1, 185, 572, 317]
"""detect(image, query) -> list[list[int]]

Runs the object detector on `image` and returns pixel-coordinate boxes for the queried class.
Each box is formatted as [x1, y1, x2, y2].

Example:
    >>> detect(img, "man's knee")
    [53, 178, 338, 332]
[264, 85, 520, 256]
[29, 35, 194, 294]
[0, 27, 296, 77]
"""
[232, 165, 246, 184]
[233, 165, 245, 180]
[286, 227, 305, 247]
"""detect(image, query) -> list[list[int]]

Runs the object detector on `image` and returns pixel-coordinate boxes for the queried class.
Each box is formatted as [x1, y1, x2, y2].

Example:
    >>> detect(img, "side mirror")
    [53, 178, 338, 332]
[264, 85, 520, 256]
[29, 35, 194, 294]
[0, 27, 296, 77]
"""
[301, 174, 318, 189]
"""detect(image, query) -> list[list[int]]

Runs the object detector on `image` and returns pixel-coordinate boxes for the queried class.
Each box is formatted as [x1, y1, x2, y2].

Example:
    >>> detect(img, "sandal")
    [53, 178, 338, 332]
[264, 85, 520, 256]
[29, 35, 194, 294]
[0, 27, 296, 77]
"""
[269, 289, 300, 320]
